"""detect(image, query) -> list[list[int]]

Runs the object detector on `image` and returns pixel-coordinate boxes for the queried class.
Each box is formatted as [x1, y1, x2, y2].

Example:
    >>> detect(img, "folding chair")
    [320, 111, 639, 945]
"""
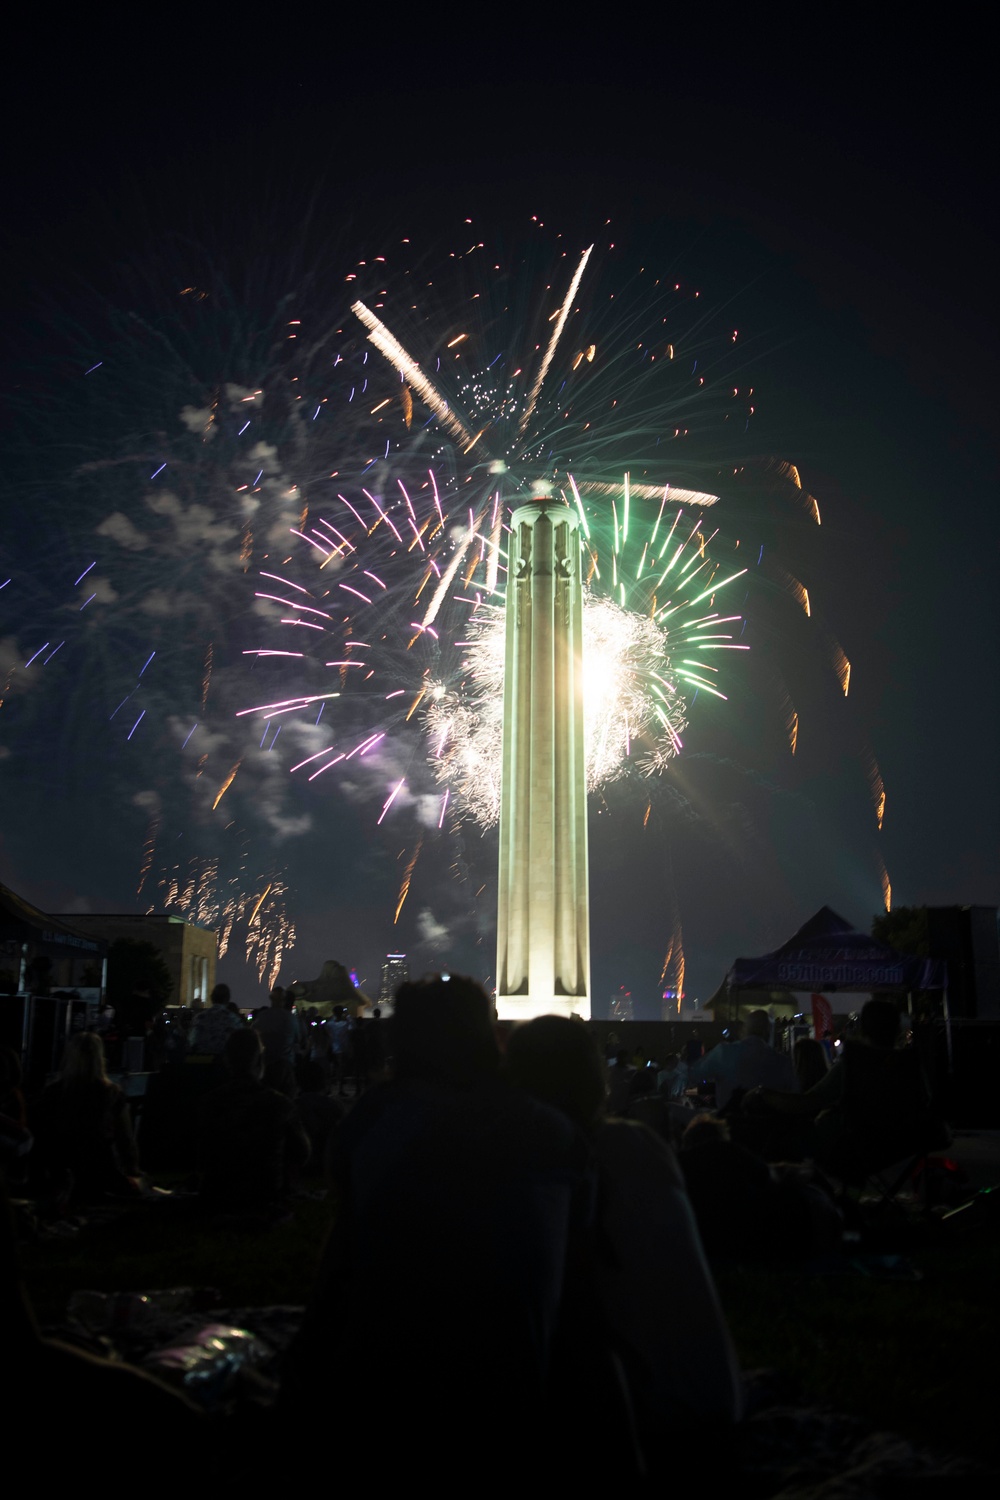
[816, 1043, 952, 1220]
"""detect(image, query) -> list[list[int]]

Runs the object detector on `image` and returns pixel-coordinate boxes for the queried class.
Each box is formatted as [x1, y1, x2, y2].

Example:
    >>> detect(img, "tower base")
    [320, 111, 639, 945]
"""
[495, 993, 591, 1023]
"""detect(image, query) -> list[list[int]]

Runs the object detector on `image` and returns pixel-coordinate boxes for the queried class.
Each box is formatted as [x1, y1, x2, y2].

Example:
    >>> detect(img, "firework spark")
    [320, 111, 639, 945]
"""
[2, 220, 888, 976]
[242, 245, 764, 847]
[159, 852, 295, 987]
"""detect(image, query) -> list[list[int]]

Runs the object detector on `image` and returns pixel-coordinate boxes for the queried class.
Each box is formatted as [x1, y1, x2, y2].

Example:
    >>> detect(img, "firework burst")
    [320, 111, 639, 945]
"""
[242, 239, 764, 839]
[2, 217, 891, 979]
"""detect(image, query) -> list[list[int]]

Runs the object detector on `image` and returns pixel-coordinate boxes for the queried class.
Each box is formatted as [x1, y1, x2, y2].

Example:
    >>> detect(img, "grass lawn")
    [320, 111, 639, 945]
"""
[19, 1180, 335, 1324]
[17, 1185, 998, 1464]
[714, 1229, 999, 1464]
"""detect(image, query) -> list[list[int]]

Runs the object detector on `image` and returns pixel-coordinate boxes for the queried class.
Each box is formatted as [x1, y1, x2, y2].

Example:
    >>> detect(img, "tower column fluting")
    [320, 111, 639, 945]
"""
[496, 499, 590, 1019]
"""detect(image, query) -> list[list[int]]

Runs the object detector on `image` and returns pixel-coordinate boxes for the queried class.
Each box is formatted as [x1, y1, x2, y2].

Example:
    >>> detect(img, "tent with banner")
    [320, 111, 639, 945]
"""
[705, 975, 799, 1019]
[1, 880, 107, 992]
[722, 906, 947, 1020]
[1, 881, 108, 1081]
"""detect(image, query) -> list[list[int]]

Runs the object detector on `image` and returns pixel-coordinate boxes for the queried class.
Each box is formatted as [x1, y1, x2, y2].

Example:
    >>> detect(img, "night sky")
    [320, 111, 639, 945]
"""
[1, 23, 995, 1013]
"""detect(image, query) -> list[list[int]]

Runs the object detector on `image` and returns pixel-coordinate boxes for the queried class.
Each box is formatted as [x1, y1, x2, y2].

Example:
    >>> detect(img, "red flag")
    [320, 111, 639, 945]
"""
[811, 993, 833, 1041]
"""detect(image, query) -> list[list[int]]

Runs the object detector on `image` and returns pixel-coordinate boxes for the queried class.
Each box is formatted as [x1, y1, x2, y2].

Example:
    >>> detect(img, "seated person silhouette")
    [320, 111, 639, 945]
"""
[749, 999, 949, 1181]
[503, 1015, 742, 1467]
[280, 975, 591, 1482]
[698, 1009, 797, 1109]
[31, 1031, 141, 1203]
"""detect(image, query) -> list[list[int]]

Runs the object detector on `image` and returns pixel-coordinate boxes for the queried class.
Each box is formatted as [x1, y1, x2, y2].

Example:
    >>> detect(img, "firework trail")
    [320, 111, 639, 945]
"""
[1, 217, 890, 970]
[242, 240, 763, 833]
[659, 909, 686, 1017]
[232, 231, 894, 948]
[157, 839, 297, 987]
[242, 231, 867, 873]
[0, 235, 378, 977]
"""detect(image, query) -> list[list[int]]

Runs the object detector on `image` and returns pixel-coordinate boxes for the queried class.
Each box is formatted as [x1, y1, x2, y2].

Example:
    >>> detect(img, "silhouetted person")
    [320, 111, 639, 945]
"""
[684, 1029, 705, 1066]
[199, 1028, 309, 1219]
[349, 1013, 370, 1094]
[281, 975, 588, 1481]
[793, 1036, 830, 1092]
[294, 1060, 343, 1170]
[367, 1006, 387, 1078]
[504, 1016, 742, 1470]
[116, 983, 159, 1043]
[324, 1005, 351, 1095]
[698, 1009, 797, 1109]
[606, 1046, 636, 1115]
[657, 1052, 688, 1101]
[301, 1007, 333, 1087]
[253, 986, 302, 1096]
[679, 1113, 839, 1260]
[750, 999, 946, 1179]
[31, 1032, 141, 1204]
[190, 983, 243, 1056]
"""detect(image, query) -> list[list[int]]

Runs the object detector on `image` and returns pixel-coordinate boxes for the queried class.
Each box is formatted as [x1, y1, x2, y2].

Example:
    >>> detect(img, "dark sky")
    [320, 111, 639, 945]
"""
[2, 22, 996, 1012]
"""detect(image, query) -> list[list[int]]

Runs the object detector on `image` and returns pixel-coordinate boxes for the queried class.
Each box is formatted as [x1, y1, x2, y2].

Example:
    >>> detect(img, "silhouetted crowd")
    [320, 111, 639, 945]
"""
[4, 983, 385, 1222]
[1, 978, 950, 1485]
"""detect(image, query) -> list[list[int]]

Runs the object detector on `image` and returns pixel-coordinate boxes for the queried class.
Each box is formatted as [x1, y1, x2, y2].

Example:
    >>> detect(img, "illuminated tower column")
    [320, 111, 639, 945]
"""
[496, 499, 590, 1019]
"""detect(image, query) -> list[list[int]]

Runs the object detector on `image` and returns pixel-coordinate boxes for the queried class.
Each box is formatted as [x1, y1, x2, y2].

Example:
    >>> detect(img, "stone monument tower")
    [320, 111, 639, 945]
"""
[495, 498, 591, 1019]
